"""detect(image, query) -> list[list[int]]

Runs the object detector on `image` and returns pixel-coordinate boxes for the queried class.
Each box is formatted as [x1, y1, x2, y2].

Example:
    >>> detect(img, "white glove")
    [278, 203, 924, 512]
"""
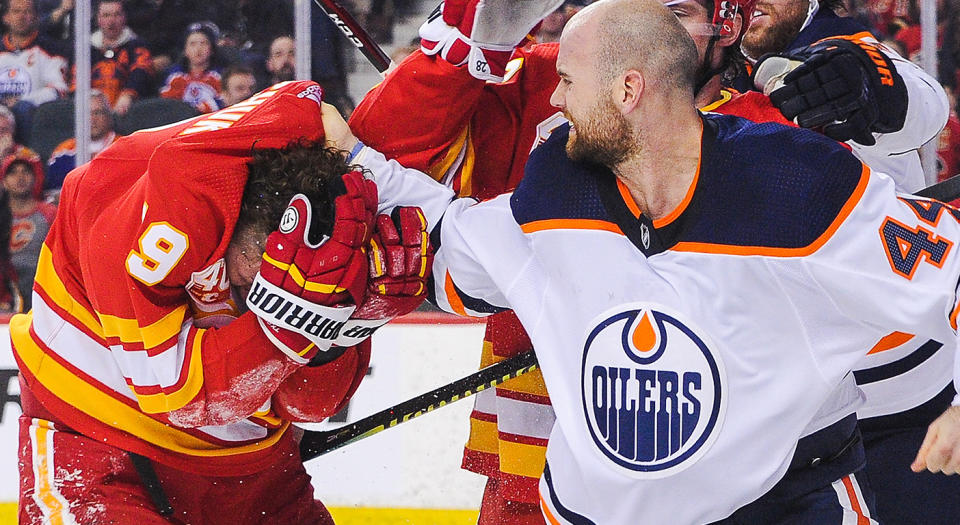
[419, 0, 563, 82]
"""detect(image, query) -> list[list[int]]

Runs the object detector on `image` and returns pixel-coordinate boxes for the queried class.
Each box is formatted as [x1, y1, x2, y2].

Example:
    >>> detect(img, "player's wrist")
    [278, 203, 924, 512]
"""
[346, 141, 365, 163]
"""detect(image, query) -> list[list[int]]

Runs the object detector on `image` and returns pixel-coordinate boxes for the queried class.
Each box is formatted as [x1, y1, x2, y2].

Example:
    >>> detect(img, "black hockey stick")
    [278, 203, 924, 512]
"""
[916, 174, 960, 202]
[313, 0, 394, 74]
[300, 349, 538, 460]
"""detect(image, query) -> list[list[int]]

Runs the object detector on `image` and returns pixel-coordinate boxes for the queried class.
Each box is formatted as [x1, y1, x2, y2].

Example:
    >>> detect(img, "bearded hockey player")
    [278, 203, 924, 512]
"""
[12, 80, 432, 524]
[349, 0, 951, 522]
[337, 0, 960, 521]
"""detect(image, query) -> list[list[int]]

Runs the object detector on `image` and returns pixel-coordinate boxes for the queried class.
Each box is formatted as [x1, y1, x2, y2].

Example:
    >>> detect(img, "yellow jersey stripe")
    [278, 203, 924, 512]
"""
[465, 417, 499, 455]
[31, 419, 70, 525]
[97, 305, 188, 350]
[33, 245, 104, 339]
[499, 439, 548, 478]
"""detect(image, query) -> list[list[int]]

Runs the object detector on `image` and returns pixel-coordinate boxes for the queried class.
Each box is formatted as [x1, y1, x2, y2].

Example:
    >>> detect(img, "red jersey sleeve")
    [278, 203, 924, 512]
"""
[350, 51, 487, 175]
[351, 44, 564, 198]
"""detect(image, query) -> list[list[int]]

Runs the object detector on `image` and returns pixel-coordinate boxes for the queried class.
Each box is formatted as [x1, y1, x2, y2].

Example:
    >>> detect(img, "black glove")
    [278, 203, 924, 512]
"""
[757, 38, 908, 146]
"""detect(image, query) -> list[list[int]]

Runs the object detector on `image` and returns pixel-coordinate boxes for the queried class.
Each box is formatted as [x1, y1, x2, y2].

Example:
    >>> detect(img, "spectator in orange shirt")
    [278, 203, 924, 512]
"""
[159, 22, 224, 113]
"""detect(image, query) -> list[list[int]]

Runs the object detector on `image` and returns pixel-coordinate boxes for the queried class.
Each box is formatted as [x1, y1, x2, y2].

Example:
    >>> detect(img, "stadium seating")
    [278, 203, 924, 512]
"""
[28, 98, 75, 163]
[116, 98, 199, 136]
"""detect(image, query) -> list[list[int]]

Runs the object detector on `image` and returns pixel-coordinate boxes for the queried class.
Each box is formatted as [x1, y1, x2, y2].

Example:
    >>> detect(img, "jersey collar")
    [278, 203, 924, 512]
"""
[598, 115, 716, 256]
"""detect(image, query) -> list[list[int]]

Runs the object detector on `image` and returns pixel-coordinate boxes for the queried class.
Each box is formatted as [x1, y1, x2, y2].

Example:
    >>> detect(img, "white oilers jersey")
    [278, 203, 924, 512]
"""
[848, 36, 955, 422]
[359, 114, 960, 524]
[0, 40, 67, 105]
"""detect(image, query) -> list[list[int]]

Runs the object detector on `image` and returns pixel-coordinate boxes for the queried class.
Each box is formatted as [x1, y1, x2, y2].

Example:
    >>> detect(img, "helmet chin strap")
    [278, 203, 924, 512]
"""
[694, 28, 726, 95]
[800, 0, 820, 32]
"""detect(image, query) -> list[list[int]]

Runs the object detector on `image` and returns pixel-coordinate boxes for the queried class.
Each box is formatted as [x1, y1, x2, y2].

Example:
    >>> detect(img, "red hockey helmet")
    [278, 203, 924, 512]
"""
[712, 0, 758, 38]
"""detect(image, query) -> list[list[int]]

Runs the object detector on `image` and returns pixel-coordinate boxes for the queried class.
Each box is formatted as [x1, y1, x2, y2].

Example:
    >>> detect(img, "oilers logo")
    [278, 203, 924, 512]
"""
[0, 66, 31, 97]
[581, 303, 726, 479]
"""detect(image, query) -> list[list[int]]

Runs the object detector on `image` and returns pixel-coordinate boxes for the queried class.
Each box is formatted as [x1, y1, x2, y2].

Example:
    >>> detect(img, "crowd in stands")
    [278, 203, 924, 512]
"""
[0, 0, 955, 315]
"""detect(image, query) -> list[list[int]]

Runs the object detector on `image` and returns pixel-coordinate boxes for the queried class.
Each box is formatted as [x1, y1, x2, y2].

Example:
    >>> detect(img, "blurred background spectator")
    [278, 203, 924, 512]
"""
[158, 21, 223, 113]
[85, 0, 153, 115]
[0, 105, 41, 195]
[2, 152, 53, 311]
[938, 85, 960, 182]
[0, 0, 68, 143]
[45, 90, 115, 194]
[123, 0, 221, 74]
[37, 0, 73, 43]
[0, 189, 20, 313]
[265, 34, 295, 85]
[219, 64, 256, 107]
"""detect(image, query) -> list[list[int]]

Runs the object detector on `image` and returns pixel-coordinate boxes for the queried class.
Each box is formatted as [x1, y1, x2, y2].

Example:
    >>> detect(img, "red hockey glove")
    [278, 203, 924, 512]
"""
[316, 207, 435, 351]
[248, 171, 378, 364]
[419, 0, 561, 82]
[357, 207, 434, 320]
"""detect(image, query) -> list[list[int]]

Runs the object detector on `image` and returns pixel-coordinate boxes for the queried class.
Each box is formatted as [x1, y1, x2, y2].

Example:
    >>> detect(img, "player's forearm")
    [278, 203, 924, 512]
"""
[352, 144, 456, 229]
[272, 339, 371, 421]
[163, 313, 301, 428]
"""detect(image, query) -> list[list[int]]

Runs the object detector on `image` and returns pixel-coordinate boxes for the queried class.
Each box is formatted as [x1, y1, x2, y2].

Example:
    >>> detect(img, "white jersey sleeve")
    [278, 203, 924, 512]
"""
[804, 169, 960, 404]
[354, 145, 527, 316]
[850, 39, 950, 192]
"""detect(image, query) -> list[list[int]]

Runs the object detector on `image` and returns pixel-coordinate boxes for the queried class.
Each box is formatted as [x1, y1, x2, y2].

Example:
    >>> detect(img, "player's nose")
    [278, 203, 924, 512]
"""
[549, 82, 565, 109]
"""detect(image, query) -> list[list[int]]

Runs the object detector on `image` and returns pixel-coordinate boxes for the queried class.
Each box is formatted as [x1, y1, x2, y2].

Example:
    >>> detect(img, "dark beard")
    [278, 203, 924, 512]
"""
[565, 104, 634, 167]
[274, 65, 295, 82]
[741, 7, 808, 58]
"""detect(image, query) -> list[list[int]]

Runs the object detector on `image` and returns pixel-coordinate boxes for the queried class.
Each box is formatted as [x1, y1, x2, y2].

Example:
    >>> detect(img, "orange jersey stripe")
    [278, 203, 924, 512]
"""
[521, 219, 624, 235]
[867, 331, 915, 355]
[673, 163, 871, 256]
[444, 271, 468, 316]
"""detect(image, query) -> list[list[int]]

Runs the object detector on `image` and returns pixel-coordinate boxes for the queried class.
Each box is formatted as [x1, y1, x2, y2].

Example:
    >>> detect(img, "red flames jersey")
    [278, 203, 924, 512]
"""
[11, 80, 366, 476]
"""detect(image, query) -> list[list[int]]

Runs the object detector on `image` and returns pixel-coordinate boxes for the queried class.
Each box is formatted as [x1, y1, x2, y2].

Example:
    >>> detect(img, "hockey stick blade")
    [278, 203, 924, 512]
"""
[916, 174, 960, 202]
[300, 349, 538, 460]
[313, 0, 394, 73]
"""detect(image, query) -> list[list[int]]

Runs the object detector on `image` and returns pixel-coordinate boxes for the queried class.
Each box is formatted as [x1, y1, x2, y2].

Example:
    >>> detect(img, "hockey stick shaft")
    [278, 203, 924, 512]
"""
[312, 0, 394, 74]
[300, 349, 538, 460]
[916, 174, 960, 202]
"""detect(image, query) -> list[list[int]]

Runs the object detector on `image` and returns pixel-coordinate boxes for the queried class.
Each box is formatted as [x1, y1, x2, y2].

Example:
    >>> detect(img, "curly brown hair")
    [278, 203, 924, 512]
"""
[237, 139, 364, 245]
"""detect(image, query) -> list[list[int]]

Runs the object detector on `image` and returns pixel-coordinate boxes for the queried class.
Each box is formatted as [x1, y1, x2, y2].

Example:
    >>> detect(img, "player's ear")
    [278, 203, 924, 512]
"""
[616, 69, 644, 115]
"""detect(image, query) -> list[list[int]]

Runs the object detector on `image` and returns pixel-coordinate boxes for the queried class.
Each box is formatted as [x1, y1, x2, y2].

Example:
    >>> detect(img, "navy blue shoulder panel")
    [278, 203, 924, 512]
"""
[789, 11, 872, 50]
[510, 124, 614, 226]
[685, 114, 865, 249]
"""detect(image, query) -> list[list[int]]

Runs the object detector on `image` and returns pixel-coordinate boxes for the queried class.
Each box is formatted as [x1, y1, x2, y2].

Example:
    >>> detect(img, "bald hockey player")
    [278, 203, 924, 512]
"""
[338, 0, 960, 522]
[349, 0, 951, 522]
